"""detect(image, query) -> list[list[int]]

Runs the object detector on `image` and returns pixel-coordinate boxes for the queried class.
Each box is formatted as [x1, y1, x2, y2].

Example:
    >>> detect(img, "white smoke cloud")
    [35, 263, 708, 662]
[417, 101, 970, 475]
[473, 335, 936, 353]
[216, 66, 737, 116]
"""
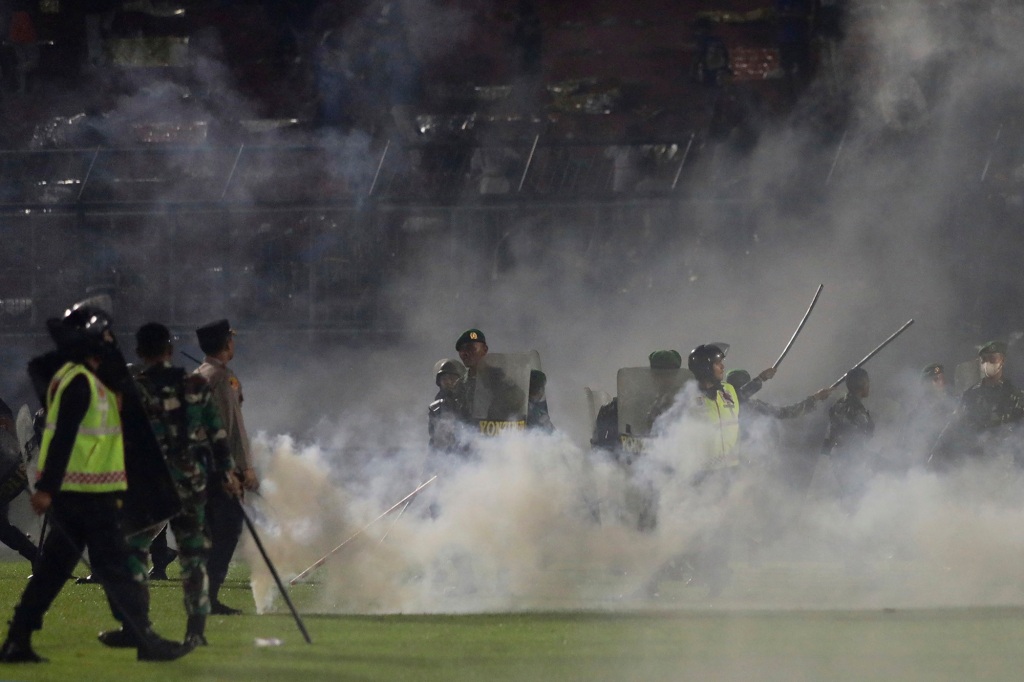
[234, 0, 1024, 617]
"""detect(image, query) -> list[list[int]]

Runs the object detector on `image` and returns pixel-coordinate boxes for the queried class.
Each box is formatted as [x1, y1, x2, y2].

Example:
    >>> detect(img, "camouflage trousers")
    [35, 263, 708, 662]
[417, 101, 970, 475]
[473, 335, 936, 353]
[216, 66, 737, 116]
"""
[127, 487, 212, 617]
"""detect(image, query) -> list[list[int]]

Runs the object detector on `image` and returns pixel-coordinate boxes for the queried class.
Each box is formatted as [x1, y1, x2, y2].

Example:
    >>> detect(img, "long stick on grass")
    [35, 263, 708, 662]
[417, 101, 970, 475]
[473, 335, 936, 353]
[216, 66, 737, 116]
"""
[239, 501, 313, 644]
[289, 475, 438, 585]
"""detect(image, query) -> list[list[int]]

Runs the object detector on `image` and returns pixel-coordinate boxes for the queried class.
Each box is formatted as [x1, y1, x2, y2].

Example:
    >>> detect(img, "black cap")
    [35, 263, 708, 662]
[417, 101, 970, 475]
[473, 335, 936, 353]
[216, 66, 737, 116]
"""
[922, 363, 944, 379]
[978, 340, 1007, 357]
[136, 322, 173, 358]
[196, 319, 234, 355]
[456, 328, 486, 351]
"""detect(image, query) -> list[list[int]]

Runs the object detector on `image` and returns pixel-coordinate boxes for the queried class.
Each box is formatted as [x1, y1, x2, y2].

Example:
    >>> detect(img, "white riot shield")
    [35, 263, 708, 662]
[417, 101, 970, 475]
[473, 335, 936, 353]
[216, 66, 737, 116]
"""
[469, 351, 539, 436]
[616, 366, 695, 453]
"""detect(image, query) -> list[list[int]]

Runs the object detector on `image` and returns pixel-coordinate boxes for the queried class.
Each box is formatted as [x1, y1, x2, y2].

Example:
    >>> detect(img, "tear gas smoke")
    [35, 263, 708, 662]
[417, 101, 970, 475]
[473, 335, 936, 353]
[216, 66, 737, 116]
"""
[234, 0, 1024, 615]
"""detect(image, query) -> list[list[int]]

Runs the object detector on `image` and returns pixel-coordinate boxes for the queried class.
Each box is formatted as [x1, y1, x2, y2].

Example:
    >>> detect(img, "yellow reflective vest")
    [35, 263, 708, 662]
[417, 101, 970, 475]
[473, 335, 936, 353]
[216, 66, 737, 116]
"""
[697, 382, 741, 470]
[38, 362, 126, 493]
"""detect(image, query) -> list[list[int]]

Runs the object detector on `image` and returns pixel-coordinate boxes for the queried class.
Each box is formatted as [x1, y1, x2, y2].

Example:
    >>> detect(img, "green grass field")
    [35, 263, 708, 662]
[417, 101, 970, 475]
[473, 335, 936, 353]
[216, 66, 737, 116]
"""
[3, 560, 1024, 681]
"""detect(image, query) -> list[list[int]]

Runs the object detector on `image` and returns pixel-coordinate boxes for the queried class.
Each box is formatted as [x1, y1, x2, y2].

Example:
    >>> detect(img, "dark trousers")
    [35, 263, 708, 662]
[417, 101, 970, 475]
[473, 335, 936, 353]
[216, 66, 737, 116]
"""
[204, 481, 242, 603]
[10, 492, 149, 638]
[0, 499, 37, 562]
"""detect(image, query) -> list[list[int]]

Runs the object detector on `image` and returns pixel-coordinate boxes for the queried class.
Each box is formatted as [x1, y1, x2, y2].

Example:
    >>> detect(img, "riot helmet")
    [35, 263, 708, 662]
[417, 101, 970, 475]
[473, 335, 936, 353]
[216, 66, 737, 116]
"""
[434, 359, 465, 387]
[48, 302, 116, 359]
[688, 343, 727, 382]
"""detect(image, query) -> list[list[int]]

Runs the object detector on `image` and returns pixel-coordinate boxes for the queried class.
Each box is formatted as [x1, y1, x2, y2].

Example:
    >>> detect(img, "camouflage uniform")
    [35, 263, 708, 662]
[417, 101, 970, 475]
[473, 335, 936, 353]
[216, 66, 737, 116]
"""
[131, 361, 233, 619]
[822, 394, 874, 456]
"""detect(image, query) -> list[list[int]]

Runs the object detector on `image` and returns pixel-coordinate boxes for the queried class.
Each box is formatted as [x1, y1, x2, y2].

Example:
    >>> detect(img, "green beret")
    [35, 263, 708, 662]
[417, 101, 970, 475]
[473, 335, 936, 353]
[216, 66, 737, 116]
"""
[978, 340, 1007, 357]
[648, 350, 682, 370]
[726, 369, 751, 388]
[456, 328, 486, 350]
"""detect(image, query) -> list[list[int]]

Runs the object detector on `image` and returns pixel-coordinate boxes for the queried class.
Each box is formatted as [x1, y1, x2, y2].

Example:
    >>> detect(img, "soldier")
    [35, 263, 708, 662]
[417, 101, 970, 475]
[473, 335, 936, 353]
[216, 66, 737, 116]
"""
[899, 363, 955, 467]
[820, 367, 874, 509]
[0, 399, 36, 565]
[455, 329, 525, 422]
[98, 323, 241, 649]
[195, 319, 256, 616]
[428, 359, 468, 453]
[931, 341, 1024, 467]
[822, 368, 874, 456]
[0, 304, 191, 663]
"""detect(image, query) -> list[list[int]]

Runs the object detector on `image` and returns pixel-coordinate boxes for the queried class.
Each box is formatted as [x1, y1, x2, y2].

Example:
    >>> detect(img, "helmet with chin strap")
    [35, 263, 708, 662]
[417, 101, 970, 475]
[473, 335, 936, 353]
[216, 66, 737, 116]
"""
[688, 343, 727, 382]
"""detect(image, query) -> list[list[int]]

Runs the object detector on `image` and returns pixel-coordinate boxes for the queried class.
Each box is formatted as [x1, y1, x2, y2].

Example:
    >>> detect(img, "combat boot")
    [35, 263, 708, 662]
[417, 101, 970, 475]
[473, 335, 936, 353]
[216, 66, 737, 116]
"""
[136, 628, 194, 662]
[0, 625, 46, 663]
[210, 599, 242, 615]
[185, 614, 207, 647]
[98, 626, 140, 648]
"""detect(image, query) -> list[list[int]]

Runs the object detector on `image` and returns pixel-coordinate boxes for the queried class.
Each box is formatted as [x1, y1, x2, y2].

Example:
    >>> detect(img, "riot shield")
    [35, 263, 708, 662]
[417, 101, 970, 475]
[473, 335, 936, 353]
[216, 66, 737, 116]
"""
[616, 366, 695, 452]
[0, 428, 26, 503]
[469, 351, 537, 435]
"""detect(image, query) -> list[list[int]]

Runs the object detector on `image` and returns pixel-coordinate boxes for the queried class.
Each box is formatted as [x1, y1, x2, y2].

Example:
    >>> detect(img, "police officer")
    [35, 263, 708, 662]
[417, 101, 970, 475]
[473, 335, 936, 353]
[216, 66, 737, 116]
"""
[644, 344, 742, 598]
[931, 341, 1024, 467]
[195, 319, 254, 615]
[98, 323, 241, 649]
[688, 344, 742, 471]
[0, 305, 191, 663]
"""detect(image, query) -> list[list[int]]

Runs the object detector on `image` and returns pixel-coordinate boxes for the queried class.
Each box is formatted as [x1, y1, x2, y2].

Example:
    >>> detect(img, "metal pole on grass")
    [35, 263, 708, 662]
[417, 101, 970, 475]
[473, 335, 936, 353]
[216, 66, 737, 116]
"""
[239, 500, 313, 644]
[290, 475, 437, 584]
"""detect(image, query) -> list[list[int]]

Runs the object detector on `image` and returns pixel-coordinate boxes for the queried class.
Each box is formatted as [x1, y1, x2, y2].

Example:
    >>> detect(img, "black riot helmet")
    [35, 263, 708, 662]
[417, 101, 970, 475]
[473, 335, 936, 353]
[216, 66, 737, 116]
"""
[48, 302, 116, 360]
[688, 343, 727, 382]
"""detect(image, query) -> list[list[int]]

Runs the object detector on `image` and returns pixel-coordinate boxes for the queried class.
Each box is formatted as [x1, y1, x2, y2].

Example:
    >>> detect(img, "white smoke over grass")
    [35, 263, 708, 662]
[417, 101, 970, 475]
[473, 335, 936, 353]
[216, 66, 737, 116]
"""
[243, 404, 1024, 616]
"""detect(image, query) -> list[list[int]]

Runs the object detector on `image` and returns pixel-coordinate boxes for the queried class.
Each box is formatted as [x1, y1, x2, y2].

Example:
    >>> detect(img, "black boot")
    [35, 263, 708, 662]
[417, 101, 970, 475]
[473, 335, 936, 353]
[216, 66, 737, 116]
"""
[0, 625, 46, 663]
[185, 614, 207, 647]
[136, 627, 194, 662]
[210, 600, 242, 616]
[98, 626, 140, 648]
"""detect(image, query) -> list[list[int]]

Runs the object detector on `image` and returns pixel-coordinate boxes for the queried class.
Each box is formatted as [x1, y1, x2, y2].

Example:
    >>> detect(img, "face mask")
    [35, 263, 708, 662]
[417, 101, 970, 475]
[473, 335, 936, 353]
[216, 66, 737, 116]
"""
[982, 361, 1002, 378]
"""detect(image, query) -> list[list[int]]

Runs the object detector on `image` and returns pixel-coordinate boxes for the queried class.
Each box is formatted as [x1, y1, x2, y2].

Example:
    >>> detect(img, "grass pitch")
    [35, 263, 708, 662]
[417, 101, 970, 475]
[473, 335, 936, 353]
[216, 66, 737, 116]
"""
[2, 560, 1024, 681]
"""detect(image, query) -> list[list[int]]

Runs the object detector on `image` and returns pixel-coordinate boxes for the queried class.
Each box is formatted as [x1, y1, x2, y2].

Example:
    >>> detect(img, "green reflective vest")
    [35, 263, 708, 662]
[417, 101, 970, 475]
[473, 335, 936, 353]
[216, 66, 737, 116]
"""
[39, 362, 126, 493]
[700, 383, 741, 470]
